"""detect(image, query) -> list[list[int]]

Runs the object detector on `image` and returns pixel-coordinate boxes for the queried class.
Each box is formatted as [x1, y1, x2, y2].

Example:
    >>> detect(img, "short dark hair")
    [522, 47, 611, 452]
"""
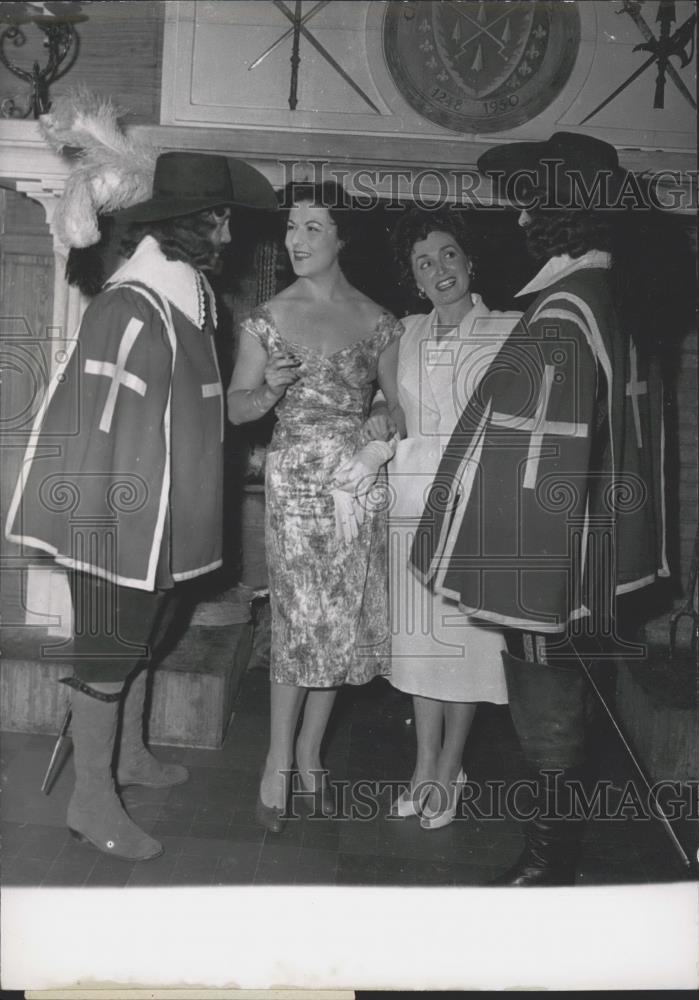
[279, 180, 357, 259]
[391, 206, 478, 292]
[119, 207, 227, 268]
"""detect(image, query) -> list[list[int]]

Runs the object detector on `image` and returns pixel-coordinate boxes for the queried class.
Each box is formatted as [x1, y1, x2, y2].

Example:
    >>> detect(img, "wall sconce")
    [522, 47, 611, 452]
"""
[0, 1, 87, 119]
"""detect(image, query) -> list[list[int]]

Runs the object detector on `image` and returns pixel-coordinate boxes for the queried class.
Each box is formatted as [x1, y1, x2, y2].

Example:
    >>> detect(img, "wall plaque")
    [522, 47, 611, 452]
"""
[382, 0, 581, 133]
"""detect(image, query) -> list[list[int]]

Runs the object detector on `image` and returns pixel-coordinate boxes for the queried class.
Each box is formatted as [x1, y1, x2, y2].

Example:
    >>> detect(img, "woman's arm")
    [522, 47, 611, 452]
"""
[226, 327, 300, 425]
[375, 337, 407, 439]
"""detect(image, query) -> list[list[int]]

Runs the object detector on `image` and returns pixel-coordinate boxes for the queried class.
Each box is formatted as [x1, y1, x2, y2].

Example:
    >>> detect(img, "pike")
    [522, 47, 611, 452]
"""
[581, 1, 695, 123]
[273, 0, 381, 114]
[571, 648, 693, 870]
[626, 0, 696, 109]
[248, 0, 330, 71]
[288, 0, 303, 111]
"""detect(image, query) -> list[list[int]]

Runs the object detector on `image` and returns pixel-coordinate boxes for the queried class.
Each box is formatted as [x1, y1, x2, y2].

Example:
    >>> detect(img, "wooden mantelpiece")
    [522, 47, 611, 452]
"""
[1, 119, 696, 208]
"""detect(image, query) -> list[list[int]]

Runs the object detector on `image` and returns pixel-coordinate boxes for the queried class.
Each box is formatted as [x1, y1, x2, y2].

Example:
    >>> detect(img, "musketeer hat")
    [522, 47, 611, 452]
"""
[477, 131, 630, 209]
[116, 151, 278, 222]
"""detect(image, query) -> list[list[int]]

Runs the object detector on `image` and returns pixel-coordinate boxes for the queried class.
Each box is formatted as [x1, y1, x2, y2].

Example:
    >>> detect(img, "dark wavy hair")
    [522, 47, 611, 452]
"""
[119, 207, 228, 269]
[391, 206, 478, 293]
[279, 180, 358, 263]
[65, 215, 115, 297]
[522, 207, 693, 362]
[522, 208, 614, 262]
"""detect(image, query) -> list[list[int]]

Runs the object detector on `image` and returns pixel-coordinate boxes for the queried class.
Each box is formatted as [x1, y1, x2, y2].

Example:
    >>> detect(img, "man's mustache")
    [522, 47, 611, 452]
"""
[200, 247, 226, 273]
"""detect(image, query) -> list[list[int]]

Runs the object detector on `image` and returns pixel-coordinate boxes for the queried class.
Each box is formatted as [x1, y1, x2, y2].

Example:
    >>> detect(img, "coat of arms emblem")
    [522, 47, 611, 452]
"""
[383, 1, 580, 133]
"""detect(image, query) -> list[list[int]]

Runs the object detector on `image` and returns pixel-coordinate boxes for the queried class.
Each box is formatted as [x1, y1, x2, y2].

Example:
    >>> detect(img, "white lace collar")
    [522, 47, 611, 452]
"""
[107, 235, 217, 329]
[516, 250, 612, 298]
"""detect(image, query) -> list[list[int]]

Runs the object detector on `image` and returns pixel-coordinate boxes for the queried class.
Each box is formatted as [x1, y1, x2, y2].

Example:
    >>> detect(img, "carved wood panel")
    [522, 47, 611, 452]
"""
[0, 188, 55, 629]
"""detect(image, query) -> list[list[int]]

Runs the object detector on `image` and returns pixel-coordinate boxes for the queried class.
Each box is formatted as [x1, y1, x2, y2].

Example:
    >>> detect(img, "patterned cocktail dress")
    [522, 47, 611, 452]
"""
[241, 305, 402, 687]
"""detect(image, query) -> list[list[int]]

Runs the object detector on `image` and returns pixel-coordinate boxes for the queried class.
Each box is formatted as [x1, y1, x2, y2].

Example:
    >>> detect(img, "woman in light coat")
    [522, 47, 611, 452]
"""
[387, 207, 520, 829]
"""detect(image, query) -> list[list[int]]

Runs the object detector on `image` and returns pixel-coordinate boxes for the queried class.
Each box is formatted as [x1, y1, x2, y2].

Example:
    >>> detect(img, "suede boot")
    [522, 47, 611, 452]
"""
[115, 670, 189, 788]
[491, 650, 589, 887]
[67, 682, 163, 861]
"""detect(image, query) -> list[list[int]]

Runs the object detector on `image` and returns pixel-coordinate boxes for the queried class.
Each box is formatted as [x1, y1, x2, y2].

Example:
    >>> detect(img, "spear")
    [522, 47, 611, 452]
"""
[627, 0, 696, 110]
[580, 2, 696, 124]
[248, 0, 329, 72]
[573, 650, 694, 870]
[651, 0, 676, 108]
[288, 0, 302, 111]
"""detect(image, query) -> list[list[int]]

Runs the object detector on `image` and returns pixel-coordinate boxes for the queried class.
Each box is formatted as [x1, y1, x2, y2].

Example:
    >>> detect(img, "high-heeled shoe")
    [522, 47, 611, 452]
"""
[389, 782, 431, 819]
[419, 770, 467, 831]
[292, 771, 335, 818]
[295, 783, 335, 818]
[255, 793, 285, 834]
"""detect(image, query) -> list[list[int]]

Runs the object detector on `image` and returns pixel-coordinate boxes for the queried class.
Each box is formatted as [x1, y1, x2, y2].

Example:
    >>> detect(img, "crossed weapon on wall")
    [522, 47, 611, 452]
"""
[247, 0, 696, 118]
[36, 0, 697, 875]
[581, 0, 696, 122]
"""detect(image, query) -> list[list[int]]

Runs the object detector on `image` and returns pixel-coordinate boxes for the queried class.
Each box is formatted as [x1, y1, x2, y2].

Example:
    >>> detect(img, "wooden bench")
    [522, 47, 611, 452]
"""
[0, 615, 254, 749]
[614, 649, 697, 785]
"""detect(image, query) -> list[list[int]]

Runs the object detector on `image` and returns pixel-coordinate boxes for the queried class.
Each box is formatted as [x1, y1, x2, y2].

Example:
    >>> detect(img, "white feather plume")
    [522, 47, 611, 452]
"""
[39, 87, 159, 248]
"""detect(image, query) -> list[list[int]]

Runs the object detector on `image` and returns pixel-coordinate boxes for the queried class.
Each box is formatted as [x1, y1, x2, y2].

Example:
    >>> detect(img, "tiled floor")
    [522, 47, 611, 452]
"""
[1, 666, 696, 888]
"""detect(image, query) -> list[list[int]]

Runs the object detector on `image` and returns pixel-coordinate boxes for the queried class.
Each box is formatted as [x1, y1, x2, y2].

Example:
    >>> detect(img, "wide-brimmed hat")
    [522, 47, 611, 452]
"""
[477, 132, 631, 210]
[116, 151, 277, 222]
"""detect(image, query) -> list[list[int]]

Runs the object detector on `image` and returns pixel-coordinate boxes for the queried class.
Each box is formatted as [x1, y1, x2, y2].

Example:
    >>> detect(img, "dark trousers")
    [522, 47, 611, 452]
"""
[68, 571, 182, 683]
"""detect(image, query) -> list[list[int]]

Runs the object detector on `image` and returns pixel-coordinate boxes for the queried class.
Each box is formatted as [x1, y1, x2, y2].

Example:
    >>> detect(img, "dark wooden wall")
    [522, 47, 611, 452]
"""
[0, 2, 164, 123]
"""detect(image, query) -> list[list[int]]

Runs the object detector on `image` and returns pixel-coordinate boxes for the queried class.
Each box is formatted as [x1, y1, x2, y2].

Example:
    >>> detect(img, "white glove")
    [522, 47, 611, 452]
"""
[332, 488, 360, 544]
[333, 435, 398, 498]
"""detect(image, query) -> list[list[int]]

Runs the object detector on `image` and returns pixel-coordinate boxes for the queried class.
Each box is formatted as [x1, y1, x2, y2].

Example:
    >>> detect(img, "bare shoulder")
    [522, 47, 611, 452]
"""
[349, 289, 389, 326]
[265, 283, 304, 325]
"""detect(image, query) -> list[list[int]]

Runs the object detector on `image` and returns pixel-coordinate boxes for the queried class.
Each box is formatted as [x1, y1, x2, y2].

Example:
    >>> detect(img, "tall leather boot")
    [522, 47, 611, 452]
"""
[491, 766, 587, 886]
[115, 669, 189, 788]
[491, 651, 589, 887]
[66, 680, 163, 861]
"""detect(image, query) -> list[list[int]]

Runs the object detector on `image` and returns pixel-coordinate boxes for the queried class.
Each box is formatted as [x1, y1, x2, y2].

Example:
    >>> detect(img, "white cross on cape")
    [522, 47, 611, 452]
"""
[84, 318, 147, 433]
[490, 364, 588, 489]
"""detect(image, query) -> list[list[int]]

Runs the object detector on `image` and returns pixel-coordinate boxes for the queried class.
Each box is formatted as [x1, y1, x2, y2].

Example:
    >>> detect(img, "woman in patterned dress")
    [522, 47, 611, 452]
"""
[387, 207, 520, 829]
[228, 182, 404, 832]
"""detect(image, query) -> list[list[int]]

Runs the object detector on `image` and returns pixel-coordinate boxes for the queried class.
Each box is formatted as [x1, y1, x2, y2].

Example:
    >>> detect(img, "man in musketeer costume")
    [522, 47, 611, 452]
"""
[6, 142, 277, 861]
[410, 133, 667, 885]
